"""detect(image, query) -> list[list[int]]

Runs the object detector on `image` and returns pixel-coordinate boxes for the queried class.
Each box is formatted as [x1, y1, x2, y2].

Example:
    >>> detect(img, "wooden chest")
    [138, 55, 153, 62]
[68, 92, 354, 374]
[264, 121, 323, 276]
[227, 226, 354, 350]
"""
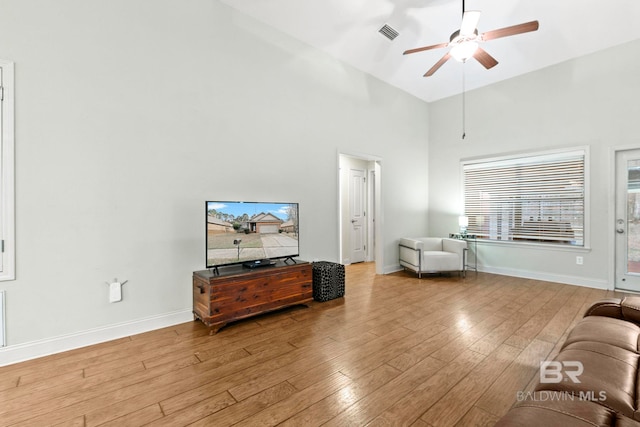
[192, 261, 312, 333]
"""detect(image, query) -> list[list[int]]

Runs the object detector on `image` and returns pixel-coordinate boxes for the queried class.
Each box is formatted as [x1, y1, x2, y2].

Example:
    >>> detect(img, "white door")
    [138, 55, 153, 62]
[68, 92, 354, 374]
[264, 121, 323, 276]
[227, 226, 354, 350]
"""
[0, 66, 4, 273]
[349, 168, 366, 263]
[615, 149, 640, 291]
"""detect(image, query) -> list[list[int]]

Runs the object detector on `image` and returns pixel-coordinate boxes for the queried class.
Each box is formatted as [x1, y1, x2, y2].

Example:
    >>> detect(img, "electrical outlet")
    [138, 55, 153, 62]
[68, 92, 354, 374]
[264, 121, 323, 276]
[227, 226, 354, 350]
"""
[576, 256, 584, 265]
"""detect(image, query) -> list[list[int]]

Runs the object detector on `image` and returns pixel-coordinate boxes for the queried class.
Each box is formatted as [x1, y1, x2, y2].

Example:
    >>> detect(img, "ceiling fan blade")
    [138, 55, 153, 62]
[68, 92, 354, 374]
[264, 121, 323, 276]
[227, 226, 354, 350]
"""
[481, 20, 539, 41]
[473, 47, 498, 69]
[403, 42, 448, 55]
[424, 53, 451, 77]
[460, 10, 481, 36]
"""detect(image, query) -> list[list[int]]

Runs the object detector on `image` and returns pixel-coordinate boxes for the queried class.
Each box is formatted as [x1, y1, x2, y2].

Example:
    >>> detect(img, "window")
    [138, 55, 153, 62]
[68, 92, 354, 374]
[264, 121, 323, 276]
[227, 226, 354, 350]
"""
[0, 60, 15, 280]
[463, 149, 586, 247]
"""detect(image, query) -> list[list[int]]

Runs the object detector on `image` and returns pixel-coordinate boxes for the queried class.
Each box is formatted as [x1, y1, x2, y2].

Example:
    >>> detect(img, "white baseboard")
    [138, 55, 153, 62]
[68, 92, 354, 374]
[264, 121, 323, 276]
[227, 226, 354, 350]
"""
[383, 263, 609, 289]
[384, 264, 403, 274]
[471, 265, 610, 289]
[0, 309, 193, 367]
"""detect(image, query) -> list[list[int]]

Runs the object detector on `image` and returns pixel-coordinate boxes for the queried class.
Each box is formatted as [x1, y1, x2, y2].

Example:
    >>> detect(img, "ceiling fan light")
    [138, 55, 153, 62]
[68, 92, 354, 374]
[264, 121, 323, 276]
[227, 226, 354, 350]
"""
[450, 41, 478, 62]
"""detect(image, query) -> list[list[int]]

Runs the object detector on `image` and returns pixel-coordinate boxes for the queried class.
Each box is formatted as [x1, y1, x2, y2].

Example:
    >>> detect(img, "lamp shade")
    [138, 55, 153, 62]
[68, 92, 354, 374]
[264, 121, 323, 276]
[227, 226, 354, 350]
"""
[458, 216, 469, 228]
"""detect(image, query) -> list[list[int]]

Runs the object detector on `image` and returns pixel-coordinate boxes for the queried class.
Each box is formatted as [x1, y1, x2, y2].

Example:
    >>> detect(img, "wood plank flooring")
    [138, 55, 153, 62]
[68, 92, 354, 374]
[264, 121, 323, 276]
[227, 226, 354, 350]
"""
[0, 263, 625, 426]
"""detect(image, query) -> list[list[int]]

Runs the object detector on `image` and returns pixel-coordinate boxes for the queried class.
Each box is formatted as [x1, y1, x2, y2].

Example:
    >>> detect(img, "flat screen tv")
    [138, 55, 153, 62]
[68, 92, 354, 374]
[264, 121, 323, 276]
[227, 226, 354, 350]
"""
[206, 201, 299, 269]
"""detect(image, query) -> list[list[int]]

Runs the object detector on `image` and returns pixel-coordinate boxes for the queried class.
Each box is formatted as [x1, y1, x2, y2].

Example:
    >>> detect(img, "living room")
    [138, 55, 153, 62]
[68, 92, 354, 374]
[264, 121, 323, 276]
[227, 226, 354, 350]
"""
[0, 0, 639, 424]
[0, 0, 436, 360]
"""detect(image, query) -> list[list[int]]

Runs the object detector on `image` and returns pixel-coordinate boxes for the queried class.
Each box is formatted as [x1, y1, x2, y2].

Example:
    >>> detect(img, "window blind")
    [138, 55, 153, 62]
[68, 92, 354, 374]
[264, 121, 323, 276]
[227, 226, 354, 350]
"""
[463, 150, 585, 246]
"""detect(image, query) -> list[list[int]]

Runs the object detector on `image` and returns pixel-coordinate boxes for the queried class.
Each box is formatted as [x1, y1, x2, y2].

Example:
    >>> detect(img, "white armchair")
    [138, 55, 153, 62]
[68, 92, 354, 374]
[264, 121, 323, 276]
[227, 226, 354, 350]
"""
[399, 237, 467, 278]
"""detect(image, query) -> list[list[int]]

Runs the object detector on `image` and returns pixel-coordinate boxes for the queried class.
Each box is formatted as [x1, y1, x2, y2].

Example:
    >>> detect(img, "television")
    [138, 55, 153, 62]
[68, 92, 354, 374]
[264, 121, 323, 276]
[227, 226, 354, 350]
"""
[206, 201, 300, 270]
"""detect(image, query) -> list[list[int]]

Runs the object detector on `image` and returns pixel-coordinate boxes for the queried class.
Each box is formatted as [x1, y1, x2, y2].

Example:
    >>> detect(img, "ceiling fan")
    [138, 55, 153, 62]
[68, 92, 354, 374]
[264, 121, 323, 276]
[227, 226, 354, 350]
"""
[403, 1, 539, 77]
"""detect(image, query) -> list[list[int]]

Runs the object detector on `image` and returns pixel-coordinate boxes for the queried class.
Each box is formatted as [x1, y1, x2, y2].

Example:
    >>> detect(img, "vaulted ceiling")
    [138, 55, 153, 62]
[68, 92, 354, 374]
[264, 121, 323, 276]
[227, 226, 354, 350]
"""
[220, 0, 640, 102]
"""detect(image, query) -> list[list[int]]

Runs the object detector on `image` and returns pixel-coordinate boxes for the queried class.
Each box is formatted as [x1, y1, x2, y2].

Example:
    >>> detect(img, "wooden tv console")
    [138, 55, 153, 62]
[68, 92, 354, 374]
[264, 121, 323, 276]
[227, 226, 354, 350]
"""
[192, 260, 312, 334]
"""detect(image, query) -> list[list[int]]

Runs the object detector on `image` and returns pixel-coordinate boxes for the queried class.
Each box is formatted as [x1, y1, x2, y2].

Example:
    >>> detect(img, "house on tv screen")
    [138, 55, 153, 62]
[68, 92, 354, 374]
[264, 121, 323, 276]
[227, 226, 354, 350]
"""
[248, 212, 283, 234]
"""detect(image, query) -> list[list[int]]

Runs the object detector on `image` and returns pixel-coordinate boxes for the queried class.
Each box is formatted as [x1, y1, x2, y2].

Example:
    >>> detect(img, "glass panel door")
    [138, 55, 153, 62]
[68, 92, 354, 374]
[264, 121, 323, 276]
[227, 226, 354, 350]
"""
[615, 150, 640, 290]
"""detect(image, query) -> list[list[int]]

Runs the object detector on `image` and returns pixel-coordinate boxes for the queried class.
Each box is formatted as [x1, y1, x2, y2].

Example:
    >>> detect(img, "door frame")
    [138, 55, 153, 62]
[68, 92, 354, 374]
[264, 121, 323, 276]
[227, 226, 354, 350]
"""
[611, 145, 640, 291]
[338, 151, 383, 274]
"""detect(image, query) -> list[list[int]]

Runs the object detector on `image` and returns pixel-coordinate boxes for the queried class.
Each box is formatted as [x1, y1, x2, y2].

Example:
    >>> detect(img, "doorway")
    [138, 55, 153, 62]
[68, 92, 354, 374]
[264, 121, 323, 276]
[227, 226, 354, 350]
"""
[348, 167, 366, 264]
[338, 153, 382, 273]
[614, 148, 640, 291]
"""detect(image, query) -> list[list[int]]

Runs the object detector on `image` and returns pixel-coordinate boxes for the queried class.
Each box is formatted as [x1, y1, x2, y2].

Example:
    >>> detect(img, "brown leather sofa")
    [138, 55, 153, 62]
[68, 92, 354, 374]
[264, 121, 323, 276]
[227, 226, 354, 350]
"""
[496, 296, 640, 427]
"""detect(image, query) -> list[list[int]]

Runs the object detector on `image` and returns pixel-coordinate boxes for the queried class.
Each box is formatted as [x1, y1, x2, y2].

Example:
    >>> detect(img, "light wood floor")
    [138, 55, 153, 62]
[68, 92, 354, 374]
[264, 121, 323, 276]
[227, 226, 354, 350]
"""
[0, 263, 624, 426]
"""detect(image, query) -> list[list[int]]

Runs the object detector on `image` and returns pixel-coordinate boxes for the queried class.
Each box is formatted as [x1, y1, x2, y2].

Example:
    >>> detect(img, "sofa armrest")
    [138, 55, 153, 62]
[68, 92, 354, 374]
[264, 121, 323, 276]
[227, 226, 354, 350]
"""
[399, 238, 423, 251]
[399, 238, 422, 271]
[584, 296, 640, 325]
[584, 298, 623, 318]
[621, 297, 640, 324]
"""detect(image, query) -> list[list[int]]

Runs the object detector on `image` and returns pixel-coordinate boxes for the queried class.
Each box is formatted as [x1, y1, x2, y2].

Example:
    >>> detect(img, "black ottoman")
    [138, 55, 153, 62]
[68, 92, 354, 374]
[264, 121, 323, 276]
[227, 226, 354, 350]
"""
[312, 261, 345, 302]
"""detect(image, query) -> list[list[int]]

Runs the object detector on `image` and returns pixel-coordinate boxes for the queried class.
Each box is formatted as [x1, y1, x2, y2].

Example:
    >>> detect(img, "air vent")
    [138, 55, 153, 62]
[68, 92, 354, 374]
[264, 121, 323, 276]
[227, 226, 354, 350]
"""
[378, 24, 399, 41]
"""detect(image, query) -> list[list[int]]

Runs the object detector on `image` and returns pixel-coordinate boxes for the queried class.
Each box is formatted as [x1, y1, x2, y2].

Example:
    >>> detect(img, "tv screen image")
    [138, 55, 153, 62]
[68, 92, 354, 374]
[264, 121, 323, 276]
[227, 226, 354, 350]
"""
[206, 201, 299, 268]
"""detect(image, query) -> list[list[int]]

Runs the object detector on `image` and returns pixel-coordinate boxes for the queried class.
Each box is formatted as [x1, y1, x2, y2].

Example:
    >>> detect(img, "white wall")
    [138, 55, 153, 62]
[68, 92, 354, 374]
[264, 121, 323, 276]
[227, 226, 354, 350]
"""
[428, 39, 640, 288]
[0, 0, 429, 360]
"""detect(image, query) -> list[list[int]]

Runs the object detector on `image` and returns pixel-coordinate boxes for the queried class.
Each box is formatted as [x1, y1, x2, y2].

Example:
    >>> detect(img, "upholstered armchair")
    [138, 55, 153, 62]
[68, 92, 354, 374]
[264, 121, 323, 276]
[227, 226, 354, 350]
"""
[399, 237, 467, 278]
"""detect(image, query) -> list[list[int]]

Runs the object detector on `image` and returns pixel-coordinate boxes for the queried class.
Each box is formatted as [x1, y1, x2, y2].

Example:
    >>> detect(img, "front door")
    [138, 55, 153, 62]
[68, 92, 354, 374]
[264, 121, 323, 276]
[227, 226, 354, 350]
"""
[349, 167, 366, 264]
[615, 149, 640, 291]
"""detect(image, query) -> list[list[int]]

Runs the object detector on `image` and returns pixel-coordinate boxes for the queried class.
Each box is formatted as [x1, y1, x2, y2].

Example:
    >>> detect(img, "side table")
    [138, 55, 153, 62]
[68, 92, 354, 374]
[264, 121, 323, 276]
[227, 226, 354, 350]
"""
[449, 233, 477, 272]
